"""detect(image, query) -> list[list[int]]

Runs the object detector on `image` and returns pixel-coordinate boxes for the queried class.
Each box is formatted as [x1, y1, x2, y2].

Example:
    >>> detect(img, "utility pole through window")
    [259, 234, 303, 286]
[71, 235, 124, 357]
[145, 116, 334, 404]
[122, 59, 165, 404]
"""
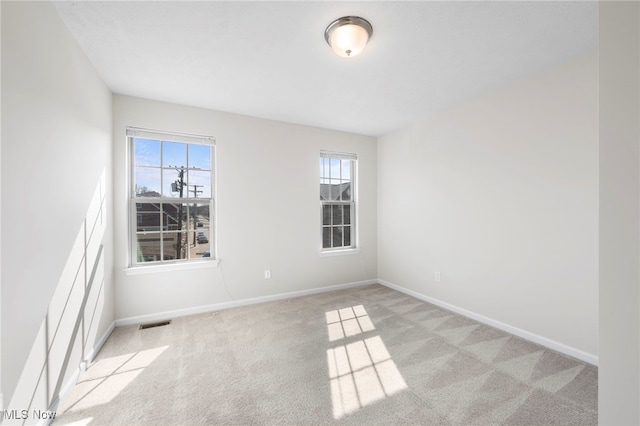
[190, 184, 203, 245]
[174, 167, 186, 259]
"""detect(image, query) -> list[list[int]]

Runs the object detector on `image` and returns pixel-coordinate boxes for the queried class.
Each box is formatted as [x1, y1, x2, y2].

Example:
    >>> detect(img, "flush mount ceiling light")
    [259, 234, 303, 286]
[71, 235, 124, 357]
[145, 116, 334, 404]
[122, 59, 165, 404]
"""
[324, 16, 373, 58]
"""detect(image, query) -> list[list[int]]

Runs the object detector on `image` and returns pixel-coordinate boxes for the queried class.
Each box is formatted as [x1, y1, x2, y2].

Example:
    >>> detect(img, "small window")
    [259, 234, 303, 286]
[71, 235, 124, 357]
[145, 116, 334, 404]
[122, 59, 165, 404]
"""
[320, 151, 356, 250]
[128, 128, 215, 266]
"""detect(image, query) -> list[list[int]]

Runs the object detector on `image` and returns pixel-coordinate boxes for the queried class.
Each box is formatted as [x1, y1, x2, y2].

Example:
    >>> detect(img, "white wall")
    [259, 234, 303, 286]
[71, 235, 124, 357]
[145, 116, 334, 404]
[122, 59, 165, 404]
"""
[113, 95, 377, 321]
[599, 2, 640, 424]
[378, 53, 598, 359]
[1, 1, 114, 420]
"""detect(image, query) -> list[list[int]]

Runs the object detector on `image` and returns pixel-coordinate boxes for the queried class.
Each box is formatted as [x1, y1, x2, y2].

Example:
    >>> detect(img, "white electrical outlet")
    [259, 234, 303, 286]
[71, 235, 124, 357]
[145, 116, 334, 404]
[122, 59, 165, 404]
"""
[435, 271, 441, 282]
[264, 269, 272, 279]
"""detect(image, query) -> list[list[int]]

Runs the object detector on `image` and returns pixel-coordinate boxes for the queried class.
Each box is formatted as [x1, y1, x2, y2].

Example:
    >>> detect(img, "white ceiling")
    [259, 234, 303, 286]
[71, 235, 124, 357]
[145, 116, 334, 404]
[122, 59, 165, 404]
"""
[54, 1, 597, 137]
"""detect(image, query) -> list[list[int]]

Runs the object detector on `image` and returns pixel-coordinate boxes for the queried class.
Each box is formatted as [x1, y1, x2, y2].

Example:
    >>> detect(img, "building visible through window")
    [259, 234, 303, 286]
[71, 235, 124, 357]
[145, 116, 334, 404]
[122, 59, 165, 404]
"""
[128, 128, 215, 265]
[320, 152, 356, 250]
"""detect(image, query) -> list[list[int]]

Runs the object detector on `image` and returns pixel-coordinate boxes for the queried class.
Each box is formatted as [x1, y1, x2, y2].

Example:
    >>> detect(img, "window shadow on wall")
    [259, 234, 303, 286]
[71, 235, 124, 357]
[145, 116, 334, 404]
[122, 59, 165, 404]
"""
[6, 170, 111, 421]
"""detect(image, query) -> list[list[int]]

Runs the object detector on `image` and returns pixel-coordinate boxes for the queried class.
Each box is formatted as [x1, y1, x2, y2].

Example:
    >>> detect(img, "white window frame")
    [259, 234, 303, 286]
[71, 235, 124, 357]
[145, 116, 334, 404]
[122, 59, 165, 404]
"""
[127, 127, 216, 267]
[320, 151, 357, 252]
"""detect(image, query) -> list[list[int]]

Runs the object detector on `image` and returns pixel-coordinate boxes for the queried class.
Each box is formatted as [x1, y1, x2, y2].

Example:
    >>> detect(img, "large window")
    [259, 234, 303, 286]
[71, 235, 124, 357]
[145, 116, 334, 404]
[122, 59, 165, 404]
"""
[128, 128, 215, 266]
[320, 151, 356, 250]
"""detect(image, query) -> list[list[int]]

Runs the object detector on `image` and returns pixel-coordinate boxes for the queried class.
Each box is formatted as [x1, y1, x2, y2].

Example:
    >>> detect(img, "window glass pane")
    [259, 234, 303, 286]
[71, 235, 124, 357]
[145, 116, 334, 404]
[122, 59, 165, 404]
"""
[320, 180, 330, 200]
[136, 203, 161, 232]
[195, 229, 209, 245]
[188, 204, 210, 257]
[323, 205, 331, 226]
[189, 144, 211, 170]
[162, 141, 187, 168]
[198, 248, 213, 259]
[178, 232, 188, 260]
[321, 158, 330, 179]
[332, 205, 343, 226]
[163, 168, 186, 198]
[134, 168, 161, 197]
[187, 170, 212, 198]
[341, 160, 351, 180]
[340, 182, 351, 201]
[330, 159, 340, 179]
[162, 203, 186, 231]
[344, 205, 351, 225]
[136, 233, 161, 263]
[163, 232, 188, 261]
[193, 203, 210, 228]
[323, 227, 331, 249]
[332, 226, 343, 248]
[185, 205, 195, 231]
[134, 138, 160, 166]
[344, 226, 351, 247]
[328, 180, 342, 201]
[191, 229, 211, 259]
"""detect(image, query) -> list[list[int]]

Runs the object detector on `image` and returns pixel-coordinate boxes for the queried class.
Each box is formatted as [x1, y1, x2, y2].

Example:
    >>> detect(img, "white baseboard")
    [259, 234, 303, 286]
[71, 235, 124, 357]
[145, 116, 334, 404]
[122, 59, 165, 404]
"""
[33, 277, 597, 426]
[117, 277, 598, 366]
[378, 279, 599, 366]
[115, 279, 377, 327]
[85, 321, 116, 365]
[43, 322, 115, 426]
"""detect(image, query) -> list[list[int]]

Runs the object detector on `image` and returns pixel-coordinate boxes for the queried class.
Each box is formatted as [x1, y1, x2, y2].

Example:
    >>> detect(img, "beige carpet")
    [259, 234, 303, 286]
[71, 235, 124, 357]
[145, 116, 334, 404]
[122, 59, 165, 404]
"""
[53, 284, 597, 425]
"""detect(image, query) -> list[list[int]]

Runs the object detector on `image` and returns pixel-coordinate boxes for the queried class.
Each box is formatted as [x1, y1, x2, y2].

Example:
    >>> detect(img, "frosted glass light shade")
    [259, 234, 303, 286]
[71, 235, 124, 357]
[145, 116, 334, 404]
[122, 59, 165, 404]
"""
[325, 16, 373, 58]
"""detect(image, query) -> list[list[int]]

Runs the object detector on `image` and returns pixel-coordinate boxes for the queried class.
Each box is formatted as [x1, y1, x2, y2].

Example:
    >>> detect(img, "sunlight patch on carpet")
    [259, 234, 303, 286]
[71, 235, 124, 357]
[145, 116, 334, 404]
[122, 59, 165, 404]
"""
[326, 305, 375, 341]
[60, 346, 169, 413]
[326, 306, 407, 419]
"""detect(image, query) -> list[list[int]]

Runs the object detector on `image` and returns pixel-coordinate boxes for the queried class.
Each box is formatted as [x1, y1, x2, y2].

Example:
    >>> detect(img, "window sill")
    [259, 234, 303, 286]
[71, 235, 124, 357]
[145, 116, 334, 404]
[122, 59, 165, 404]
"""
[319, 248, 361, 257]
[124, 259, 220, 276]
